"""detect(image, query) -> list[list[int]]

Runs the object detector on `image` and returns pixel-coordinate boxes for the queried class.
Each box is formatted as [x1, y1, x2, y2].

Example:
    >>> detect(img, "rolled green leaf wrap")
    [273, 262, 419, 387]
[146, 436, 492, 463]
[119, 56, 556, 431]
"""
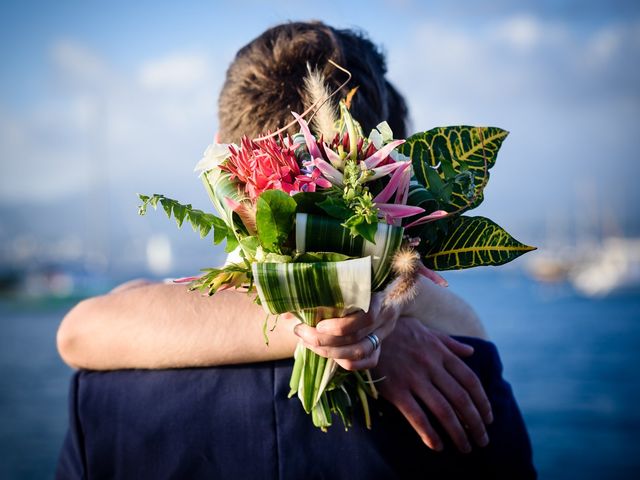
[295, 213, 403, 290]
[252, 257, 372, 428]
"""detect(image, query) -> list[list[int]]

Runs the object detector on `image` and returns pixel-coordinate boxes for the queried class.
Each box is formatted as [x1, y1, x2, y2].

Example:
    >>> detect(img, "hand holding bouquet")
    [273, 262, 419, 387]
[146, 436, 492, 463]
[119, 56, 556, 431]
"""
[138, 91, 534, 430]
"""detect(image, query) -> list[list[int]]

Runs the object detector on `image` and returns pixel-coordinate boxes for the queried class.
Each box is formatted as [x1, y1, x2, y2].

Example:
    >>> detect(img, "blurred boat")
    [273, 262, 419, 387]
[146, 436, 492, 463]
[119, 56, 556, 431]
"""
[526, 248, 577, 283]
[569, 237, 640, 298]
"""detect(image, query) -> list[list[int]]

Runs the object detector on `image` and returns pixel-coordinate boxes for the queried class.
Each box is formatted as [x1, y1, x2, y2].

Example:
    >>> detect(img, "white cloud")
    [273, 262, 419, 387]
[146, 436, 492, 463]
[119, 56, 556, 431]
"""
[0, 39, 223, 204]
[50, 39, 113, 89]
[138, 53, 212, 90]
[493, 14, 543, 51]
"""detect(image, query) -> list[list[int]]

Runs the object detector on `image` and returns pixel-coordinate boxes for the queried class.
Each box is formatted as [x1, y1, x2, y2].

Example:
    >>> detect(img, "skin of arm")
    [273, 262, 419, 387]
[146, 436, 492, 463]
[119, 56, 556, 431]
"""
[57, 284, 299, 370]
[58, 276, 485, 370]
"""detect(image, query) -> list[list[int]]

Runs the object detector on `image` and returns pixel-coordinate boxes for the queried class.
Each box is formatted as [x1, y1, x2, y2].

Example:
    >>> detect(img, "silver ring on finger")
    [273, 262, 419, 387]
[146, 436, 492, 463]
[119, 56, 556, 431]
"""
[366, 333, 381, 352]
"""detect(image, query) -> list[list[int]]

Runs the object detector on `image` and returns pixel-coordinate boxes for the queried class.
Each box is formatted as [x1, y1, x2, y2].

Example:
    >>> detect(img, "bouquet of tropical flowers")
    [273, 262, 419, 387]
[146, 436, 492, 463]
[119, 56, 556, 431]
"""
[138, 92, 534, 431]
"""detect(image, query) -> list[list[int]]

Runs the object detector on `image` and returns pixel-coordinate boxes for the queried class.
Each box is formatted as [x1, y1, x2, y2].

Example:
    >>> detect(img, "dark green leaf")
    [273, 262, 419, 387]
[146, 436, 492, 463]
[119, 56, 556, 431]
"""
[256, 190, 297, 252]
[212, 216, 228, 244]
[354, 221, 377, 244]
[317, 196, 352, 220]
[293, 192, 328, 215]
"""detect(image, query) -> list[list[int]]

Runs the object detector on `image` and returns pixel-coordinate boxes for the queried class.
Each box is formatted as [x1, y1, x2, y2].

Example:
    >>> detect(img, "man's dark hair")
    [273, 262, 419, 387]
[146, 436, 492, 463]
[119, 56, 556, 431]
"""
[218, 21, 409, 143]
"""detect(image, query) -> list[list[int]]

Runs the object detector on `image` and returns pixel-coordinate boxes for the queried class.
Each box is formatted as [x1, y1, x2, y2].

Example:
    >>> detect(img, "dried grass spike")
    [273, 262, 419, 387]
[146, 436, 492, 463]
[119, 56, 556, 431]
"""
[303, 67, 338, 140]
[383, 275, 418, 308]
[383, 247, 422, 307]
[391, 247, 421, 277]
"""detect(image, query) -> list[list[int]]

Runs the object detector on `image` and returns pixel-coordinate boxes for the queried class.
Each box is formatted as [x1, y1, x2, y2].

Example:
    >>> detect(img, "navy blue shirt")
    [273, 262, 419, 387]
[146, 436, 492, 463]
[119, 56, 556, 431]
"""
[56, 337, 536, 479]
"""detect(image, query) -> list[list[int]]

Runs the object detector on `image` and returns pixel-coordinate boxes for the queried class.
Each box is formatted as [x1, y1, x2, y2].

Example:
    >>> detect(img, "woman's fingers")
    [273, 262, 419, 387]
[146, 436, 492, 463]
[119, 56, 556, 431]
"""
[295, 296, 399, 352]
[387, 391, 443, 451]
[335, 346, 381, 371]
[445, 355, 494, 425]
[314, 293, 393, 337]
[314, 310, 373, 336]
[415, 382, 474, 453]
[374, 316, 494, 453]
[293, 322, 365, 347]
[435, 331, 475, 357]
[300, 331, 383, 368]
[430, 368, 488, 449]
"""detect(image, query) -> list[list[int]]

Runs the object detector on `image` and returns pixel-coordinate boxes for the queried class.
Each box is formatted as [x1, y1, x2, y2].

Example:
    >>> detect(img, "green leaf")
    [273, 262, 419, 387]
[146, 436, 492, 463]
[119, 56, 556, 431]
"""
[137, 193, 230, 245]
[316, 196, 352, 220]
[420, 216, 536, 270]
[224, 234, 239, 253]
[293, 192, 328, 215]
[400, 126, 508, 213]
[264, 253, 293, 263]
[255, 190, 297, 252]
[238, 235, 260, 258]
[212, 218, 227, 244]
[294, 252, 354, 263]
[353, 221, 377, 244]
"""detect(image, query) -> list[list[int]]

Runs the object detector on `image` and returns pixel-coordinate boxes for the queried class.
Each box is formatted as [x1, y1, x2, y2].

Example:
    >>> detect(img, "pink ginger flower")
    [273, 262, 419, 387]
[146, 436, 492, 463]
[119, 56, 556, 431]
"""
[221, 135, 329, 202]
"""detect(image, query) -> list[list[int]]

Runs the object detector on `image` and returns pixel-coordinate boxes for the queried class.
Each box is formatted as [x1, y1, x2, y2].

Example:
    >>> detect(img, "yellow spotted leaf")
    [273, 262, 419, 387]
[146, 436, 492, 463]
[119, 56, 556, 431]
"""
[422, 216, 536, 270]
[400, 126, 509, 213]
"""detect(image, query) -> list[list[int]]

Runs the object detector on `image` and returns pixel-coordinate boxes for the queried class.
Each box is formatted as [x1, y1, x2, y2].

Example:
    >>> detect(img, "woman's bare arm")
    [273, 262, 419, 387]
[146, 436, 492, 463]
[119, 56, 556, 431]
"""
[58, 276, 486, 370]
[57, 284, 298, 370]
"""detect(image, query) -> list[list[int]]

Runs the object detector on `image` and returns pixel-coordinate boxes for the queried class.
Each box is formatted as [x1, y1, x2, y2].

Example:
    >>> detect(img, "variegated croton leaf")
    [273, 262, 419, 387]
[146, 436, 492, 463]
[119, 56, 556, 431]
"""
[420, 215, 536, 270]
[400, 126, 509, 214]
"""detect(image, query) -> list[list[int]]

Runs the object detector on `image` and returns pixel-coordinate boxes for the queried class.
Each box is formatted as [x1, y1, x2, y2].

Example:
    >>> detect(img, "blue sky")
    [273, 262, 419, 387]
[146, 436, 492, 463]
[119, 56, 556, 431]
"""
[1, 0, 639, 269]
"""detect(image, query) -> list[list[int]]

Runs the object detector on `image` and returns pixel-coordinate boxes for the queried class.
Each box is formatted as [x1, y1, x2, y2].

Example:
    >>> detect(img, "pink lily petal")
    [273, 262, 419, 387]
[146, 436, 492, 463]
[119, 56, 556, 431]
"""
[292, 112, 322, 160]
[324, 145, 343, 169]
[373, 162, 411, 203]
[313, 158, 344, 186]
[315, 177, 332, 188]
[394, 167, 412, 205]
[172, 275, 202, 284]
[418, 263, 448, 287]
[363, 139, 405, 169]
[376, 203, 425, 219]
[404, 210, 449, 229]
[366, 160, 408, 182]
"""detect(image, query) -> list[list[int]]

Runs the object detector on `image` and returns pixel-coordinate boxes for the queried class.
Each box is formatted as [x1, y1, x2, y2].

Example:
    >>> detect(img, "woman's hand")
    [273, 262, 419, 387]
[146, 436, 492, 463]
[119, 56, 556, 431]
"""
[374, 315, 493, 453]
[291, 292, 400, 371]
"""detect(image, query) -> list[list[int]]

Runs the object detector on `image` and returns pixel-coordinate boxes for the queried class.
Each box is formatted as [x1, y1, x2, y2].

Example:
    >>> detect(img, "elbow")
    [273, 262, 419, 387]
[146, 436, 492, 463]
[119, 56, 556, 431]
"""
[57, 299, 94, 369]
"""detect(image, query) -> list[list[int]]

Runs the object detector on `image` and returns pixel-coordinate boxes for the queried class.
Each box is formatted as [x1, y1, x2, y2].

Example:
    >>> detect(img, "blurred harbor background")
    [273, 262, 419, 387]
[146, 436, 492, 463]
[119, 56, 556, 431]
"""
[1, 0, 639, 478]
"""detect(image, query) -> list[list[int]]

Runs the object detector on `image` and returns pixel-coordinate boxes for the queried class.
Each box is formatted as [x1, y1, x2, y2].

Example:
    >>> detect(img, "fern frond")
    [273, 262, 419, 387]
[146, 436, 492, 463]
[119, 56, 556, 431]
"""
[138, 193, 229, 244]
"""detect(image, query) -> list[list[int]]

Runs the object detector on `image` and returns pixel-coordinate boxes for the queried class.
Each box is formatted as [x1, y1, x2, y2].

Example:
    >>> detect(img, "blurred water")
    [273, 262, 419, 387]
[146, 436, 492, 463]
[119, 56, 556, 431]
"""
[449, 269, 640, 479]
[1, 270, 639, 479]
[0, 299, 74, 480]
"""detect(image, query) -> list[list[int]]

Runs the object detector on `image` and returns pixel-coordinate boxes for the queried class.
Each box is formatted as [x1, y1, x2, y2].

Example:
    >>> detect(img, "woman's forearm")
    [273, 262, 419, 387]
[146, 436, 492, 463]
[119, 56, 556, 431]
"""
[57, 276, 487, 370]
[57, 283, 298, 370]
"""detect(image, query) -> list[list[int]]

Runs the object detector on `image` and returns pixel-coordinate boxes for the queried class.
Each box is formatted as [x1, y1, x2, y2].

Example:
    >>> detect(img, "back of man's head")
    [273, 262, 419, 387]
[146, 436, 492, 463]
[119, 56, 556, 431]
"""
[218, 21, 408, 143]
